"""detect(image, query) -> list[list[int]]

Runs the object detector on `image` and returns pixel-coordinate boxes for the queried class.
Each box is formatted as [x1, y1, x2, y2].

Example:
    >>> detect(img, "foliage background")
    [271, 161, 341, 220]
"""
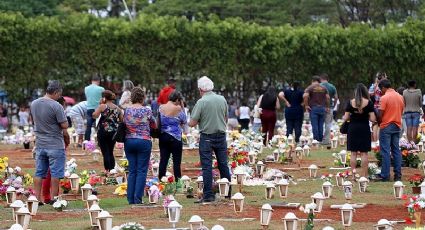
[0, 12, 425, 104]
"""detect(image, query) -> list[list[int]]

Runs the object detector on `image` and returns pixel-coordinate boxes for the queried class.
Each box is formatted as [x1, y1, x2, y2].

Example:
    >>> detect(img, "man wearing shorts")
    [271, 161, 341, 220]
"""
[31, 80, 68, 203]
[69, 101, 87, 147]
[403, 80, 422, 143]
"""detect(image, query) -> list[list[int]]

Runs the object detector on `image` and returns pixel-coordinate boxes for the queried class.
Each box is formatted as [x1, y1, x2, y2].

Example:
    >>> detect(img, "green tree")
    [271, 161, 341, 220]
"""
[0, 0, 62, 16]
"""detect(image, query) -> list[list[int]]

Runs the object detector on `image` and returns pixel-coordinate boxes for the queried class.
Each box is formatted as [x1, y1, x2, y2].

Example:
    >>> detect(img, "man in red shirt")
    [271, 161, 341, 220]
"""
[157, 78, 176, 105]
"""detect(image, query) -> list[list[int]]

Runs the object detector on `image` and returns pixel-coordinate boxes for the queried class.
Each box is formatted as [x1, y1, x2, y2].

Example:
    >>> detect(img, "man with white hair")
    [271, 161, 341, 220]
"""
[189, 76, 231, 203]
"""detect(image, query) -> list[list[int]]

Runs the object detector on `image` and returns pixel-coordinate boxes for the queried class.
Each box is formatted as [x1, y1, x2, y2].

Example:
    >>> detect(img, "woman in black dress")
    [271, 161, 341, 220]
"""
[343, 83, 377, 177]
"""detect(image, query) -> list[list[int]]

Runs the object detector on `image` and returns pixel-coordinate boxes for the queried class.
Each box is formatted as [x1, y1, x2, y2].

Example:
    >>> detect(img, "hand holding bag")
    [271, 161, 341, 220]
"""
[113, 122, 126, 142]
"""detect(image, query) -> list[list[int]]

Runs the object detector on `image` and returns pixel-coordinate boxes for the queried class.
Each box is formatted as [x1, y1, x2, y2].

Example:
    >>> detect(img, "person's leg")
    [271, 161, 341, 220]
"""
[199, 134, 214, 200]
[390, 124, 402, 180]
[268, 111, 277, 144]
[379, 126, 392, 180]
[98, 131, 111, 171]
[350, 152, 358, 174]
[34, 148, 49, 201]
[322, 110, 333, 145]
[85, 109, 95, 141]
[412, 112, 421, 143]
[158, 133, 172, 180]
[294, 118, 303, 143]
[124, 139, 137, 204]
[404, 113, 412, 141]
[318, 108, 326, 142]
[107, 134, 116, 171]
[171, 137, 183, 181]
[212, 134, 231, 197]
[134, 140, 152, 204]
[47, 149, 66, 199]
[361, 152, 369, 178]
[260, 113, 269, 145]
[42, 169, 51, 203]
[286, 118, 294, 138]
[310, 108, 319, 141]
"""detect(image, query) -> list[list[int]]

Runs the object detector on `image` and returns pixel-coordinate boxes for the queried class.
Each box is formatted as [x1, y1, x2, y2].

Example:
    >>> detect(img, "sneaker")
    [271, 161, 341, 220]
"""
[394, 176, 402, 182]
[373, 174, 389, 182]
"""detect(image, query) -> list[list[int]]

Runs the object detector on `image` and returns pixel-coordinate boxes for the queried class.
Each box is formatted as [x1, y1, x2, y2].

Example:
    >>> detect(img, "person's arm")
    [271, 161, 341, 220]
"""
[92, 104, 106, 119]
[118, 108, 124, 122]
[278, 92, 291, 107]
[303, 92, 310, 112]
[256, 95, 263, 108]
[189, 101, 201, 128]
[275, 97, 281, 110]
[342, 112, 350, 121]
[325, 94, 330, 112]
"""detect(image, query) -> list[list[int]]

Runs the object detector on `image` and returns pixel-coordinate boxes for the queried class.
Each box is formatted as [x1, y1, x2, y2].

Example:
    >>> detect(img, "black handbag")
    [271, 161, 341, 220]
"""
[340, 120, 350, 134]
[113, 122, 126, 142]
[150, 113, 161, 139]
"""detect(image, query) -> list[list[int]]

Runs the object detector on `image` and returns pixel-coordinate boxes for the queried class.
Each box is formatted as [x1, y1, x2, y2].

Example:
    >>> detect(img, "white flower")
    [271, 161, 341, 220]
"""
[329, 174, 333, 177]
[60, 200, 68, 206]
[7, 167, 14, 173]
[14, 166, 22, 172]
[52, 201, 62, 208]
[161, 176, 168, 183]
[304, 202, 317, 213]
[64, 171, 70, 178]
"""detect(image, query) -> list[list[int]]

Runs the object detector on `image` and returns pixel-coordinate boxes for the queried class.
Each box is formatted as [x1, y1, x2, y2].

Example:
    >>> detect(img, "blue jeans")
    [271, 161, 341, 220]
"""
[310, 106, 326, 142]
[404, 112, 421, 127]
[286, 118, 303, 143]
[84, 109, 95, 141]
[379, 123, 402, 180]
[124, 138, 152, 204]
[199, 133, 231, 200]
[35, 148, 66, 178]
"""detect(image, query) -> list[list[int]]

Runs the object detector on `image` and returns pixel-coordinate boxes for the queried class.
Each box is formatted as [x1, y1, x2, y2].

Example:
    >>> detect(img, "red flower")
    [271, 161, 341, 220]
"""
[0, 179, 3, 186]
[237, 159, 244, 164]
[168, 176, 174, 183]
[214, 161, 218, 168]
[405, 217, 413, 224]
[231, 162, 237, 168]
[401, 194, 408, 200]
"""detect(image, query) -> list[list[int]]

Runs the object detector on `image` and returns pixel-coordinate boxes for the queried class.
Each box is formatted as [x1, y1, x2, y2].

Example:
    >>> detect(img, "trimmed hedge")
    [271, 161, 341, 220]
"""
[1, 13, 425, 103]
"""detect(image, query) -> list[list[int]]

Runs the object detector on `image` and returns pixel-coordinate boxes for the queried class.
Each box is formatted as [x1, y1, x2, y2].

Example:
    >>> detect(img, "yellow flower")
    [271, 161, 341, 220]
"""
[114, 183, 127, 196]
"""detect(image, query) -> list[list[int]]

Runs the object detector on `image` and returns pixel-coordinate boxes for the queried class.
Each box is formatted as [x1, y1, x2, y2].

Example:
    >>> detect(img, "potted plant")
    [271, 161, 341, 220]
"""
[408, 174, 424, 194]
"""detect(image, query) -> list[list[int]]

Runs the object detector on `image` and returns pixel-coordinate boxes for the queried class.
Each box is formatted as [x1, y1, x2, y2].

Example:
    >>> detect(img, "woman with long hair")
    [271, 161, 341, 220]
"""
[119, 80, 134, 109]
[123, 87, 157, 204]
[93, 90, 123, 172]
[158, 91, 187, 181]
[257, 86, 280, 145]
[343, 83, 377, 177]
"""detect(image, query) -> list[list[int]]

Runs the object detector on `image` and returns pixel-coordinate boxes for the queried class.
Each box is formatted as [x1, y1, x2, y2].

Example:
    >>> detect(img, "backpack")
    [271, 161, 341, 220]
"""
[100, 105, 120, 133]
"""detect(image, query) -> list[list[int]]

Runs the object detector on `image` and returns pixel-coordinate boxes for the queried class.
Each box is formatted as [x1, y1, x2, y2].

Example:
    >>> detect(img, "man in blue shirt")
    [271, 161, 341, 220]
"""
[84, 76, 104, 141]
[320, 73, 338, 146]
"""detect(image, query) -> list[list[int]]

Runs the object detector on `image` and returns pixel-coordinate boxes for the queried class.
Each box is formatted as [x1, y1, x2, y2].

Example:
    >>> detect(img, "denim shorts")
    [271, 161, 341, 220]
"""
[404, 112, 421, 127]
[35, 148, 66, 178]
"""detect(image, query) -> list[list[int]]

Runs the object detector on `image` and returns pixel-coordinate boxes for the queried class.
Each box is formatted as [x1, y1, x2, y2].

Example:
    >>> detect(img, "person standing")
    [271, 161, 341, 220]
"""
[237, 101, 250, 131]
[320, 74, 338, 145]
[84, 76, 105, 141]
[279, 81, 304, 143]
[227, 100, 239, 131]
[157, 78, 176, 105]
[158, 91, 187, 181]
[378, 79, 404, 181]
[257, 87, 280, 145]
[124, 87, 157, 204]
[403, 80, 422, 143]
[68, 101, 87, 147]
[304, 76, 330, 142]
[251, 105, 262, 134]
[18, 105, 30, 127]
[0, 103, 8, 130]
[119, 80, 134, 109]
[189, 76, 231, 203]
[30, 80, 68, 203]
[343, 84, 377, 177]
[93, 90, 123, 172]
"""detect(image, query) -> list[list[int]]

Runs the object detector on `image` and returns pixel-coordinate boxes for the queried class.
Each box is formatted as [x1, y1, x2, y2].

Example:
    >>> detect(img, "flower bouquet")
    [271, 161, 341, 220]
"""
[160, 175, 177, 196]
[335, 171, 351, 187]
[299, 203, 317, 230]
[0, 157, 8, 172]
[400, 140, 421, 168]
[52, 199, 68, 211]
[408, 174, 424, 194]
[60, 180, 71, 194]
[404, 194, 425, 228]
[320, 173, 333, 182]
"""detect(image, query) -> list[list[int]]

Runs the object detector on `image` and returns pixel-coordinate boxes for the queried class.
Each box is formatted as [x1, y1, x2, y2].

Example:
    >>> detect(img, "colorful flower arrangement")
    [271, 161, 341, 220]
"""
[64, 158, 77, 177]
[0, 160, 35, 200]
[60, 180, 71, 193]
[403, 194, 425, 225]
[400, 139, 420, 168]
[336, 170, 352, 179]
[160, 175, 177, 196]
[85, 140, 96, 152]
[368, 163, 381, 180]
[408, 174, 424, 187]
[119, 159, 129, 172]
[228, 146, 249, 168]
[320, 173, 334, 182]
[299, 203, 317, 230]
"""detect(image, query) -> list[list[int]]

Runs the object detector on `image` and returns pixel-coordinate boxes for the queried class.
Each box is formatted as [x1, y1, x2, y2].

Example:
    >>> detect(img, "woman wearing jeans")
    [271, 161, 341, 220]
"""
[158, 91, 187, 181]
[123, 87, 156, 204]
[403, 80, 422, 143]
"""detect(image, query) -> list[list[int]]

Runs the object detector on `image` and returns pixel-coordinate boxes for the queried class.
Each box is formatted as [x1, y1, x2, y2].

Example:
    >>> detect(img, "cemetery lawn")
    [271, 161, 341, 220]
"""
[0, 143, 420, 230]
